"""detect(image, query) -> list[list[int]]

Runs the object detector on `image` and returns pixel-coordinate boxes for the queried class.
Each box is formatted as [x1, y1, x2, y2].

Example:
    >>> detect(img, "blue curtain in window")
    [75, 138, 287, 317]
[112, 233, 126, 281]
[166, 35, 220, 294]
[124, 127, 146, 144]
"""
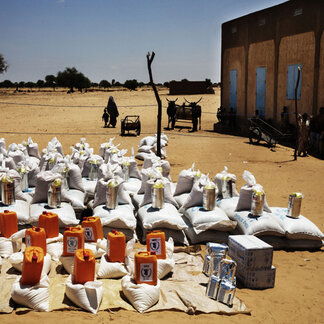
[287, 64, 302, 100]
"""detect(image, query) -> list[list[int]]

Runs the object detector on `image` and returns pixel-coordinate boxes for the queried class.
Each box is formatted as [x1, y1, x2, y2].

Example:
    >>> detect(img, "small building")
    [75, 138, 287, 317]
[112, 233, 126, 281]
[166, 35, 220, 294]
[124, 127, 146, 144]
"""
[169, 81, 214, 95]
[221, 0, 324, 127]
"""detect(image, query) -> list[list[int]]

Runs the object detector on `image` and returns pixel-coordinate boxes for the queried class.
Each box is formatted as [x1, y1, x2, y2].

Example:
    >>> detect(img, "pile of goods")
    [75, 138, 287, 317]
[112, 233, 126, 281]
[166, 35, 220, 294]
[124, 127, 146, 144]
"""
[0, 134, 323, 314]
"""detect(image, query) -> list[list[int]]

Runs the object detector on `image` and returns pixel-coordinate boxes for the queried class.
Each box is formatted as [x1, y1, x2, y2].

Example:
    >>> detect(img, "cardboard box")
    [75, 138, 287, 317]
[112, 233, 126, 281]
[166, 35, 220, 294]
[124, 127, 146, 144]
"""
[228, 235, 273, 270]
[236, 265, 276, 289]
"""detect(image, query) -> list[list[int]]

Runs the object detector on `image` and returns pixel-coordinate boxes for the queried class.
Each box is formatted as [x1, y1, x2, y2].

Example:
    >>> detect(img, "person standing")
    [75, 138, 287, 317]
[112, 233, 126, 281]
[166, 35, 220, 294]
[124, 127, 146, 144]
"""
[102, 108, 109, 128]
[107, 96, 119, 128]
[296, 113, 310, 157]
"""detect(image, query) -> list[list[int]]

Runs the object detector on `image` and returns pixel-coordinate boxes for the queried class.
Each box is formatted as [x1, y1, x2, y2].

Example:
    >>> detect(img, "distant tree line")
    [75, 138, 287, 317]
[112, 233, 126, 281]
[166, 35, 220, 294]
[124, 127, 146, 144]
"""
[0, 53, 219, 92]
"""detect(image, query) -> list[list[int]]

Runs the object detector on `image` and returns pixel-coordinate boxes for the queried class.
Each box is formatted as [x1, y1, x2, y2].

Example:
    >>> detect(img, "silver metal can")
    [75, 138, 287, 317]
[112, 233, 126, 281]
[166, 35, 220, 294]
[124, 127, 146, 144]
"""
[1, 180, 16, 205]
[209, 253, 226, 277]
[88, 163, 98, 181]
[203, 255, 211, 275]
[20, 171, 29, 192]
[206, 242, 228, 257]
[106, 184, 118, 209]
[218, 259, 237, 284]
[203, 187, 216, 211]
[251, 191, 265, 217]
[152, 186, 164, 209]
[287, 193, 302, 218]
[206, 275, 221, 299]
[221, 178, 233, 199]
[216, 280, 236, 306]
[48, 182, 61, 208]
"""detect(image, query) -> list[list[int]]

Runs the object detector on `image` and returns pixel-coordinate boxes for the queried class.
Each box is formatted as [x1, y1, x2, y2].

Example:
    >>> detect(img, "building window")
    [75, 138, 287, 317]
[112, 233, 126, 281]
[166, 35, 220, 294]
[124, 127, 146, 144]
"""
[258, 18, 266, 26]
[287, 64, 302, 100]
[293, 8, 303, 16]
[231, 26, 237, 33]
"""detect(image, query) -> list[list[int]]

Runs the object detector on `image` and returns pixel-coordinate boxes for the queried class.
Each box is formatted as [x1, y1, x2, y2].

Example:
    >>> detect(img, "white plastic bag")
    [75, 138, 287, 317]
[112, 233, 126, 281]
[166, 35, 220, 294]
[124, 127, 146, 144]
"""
[97, 254, 128, 279]
[121, 275, 160, 313]
[11, 275, 50, 312]
[65, 275, 103, 314]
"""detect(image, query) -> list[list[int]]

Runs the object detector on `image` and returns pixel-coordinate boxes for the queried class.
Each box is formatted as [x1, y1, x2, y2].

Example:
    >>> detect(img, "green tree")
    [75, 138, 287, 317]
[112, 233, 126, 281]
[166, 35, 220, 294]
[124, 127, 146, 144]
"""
[0, 54, 8, 74]
[99, 80, 111, 89]
[0, 80, 13, 88]
[36, 79, 45, 90]
[205, 78, 212, 87]
[124, 79, 138, 91]
[25, 81, 35, 91]
[45, 74, 56, 91]
[56, 67, 91, 93]
[163, 81, 170, 88]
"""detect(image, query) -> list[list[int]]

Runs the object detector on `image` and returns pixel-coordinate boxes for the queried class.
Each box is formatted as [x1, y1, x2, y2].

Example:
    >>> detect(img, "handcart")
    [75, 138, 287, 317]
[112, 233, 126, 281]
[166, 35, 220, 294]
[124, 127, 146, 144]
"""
[121, 115, 141, 136]
[248, 117, 293, 148]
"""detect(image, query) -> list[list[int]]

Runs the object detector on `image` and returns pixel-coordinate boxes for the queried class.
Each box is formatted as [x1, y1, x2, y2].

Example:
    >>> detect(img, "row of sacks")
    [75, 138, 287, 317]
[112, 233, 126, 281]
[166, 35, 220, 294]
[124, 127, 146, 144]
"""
[5, 232, 175, 314]
[216, 170, 324, 249]
[1, 136, 323, 250]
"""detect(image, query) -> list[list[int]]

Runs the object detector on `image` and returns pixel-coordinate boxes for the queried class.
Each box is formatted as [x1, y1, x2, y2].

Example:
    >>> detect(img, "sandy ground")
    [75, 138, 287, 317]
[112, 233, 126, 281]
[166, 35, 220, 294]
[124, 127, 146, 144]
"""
[0, 88, 323, 324]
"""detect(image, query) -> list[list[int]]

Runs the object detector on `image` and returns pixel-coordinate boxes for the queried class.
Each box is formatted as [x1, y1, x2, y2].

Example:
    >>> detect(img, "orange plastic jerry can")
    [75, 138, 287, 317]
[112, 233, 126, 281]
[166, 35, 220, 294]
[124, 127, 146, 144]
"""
[81, 216, 103, 242]
[134, 251, 158, 286]
[38, 211, 59, 238]
[25, 226, 47, 255]
[73, 249, 96, 284]
[20, 246, 44, 286]
[63, 226, 85, 256]
[0, 210, 18, 238]
[146, 230, 166, 259]
[107, 229, 126, 263]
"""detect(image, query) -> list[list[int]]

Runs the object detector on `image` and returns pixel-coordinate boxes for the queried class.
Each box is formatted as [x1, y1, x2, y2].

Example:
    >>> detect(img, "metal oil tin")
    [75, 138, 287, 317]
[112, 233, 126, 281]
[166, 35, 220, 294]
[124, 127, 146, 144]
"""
[206, 242, 228, 257]
[216, 280, 236, 306]
[287, 193, 303, 218]
[251, 190, 265, 217]
[209, 253, 226, 277]
[106, 183, 118, 209]
[203, 187, 216, 211]
[48, 181, 61, 208]
[1, 179, 15, 205]
[221, 177, 233, 199]
[218, 259, 236, 284]
[203, 255, 211, 275]
[152, 186, 164, 209]
[206, 275, 221, 299]
[89, 162, 98, 181]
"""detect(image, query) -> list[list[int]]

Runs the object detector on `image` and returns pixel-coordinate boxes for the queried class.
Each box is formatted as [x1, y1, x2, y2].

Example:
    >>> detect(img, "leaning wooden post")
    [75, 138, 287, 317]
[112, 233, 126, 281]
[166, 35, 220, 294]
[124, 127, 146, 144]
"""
[294, 66, 301, 161]
[147, 52, 162, 158]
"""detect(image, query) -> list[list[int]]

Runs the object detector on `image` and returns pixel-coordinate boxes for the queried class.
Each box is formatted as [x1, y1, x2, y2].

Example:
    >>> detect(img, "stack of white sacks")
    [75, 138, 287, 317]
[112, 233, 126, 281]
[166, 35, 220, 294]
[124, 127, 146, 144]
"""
[135, 133, 168, 160]
[173, 165, 237, 244]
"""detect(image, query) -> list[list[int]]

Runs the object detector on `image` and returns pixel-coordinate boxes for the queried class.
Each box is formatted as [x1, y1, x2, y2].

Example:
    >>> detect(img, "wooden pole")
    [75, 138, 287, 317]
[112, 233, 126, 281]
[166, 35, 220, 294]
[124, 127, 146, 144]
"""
[147, 52, 162, 158]
[294, 66, 301, 161]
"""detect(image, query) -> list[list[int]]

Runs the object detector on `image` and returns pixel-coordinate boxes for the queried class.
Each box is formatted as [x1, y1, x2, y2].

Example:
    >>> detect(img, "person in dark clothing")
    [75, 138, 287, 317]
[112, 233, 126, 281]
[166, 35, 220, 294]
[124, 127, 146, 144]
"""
[106, 96, 119, 128]
[102, 108, 109, 128]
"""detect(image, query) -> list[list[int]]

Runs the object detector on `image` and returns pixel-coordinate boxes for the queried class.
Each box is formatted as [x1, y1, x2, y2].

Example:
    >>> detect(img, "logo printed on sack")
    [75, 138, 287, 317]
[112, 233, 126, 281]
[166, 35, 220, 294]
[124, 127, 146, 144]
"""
[67, 236, 78, 253]
[84, 227, 94, 241]
[140, 263, 153, 282]
[149, 238, 161, 255]
[26, 234, 31, 247]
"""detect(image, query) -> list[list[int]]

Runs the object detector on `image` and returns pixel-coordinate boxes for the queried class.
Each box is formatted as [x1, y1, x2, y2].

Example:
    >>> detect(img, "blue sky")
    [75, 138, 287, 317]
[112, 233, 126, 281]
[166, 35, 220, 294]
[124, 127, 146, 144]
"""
[0, 0, 286, 84]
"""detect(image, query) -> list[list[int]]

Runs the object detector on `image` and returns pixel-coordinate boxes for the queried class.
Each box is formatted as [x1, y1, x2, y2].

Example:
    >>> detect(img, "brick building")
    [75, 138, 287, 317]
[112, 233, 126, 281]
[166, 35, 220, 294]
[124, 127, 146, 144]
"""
[221, 0, 324, 127]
